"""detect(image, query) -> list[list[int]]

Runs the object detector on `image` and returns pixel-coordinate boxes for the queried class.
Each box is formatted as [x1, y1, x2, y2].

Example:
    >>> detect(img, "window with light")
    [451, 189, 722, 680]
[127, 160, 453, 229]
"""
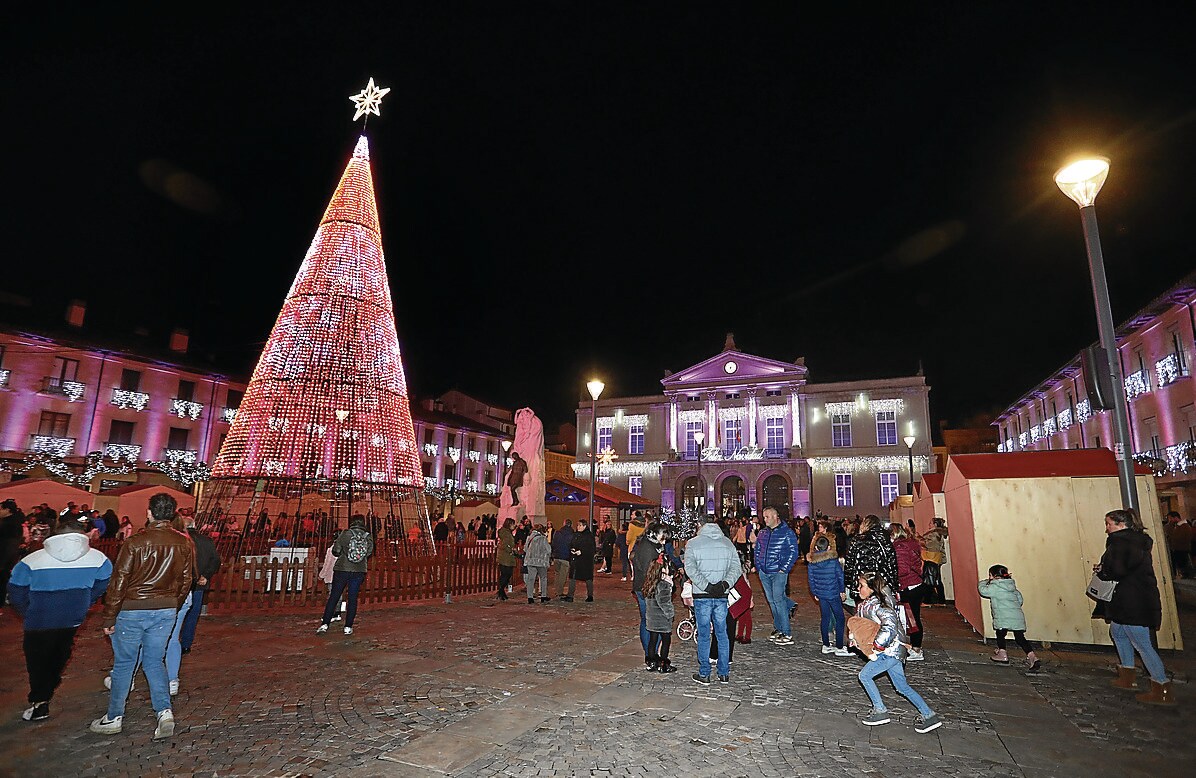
[835, 472, 853, 506]
[880, 471, 899, 505]
[832, 413, 852, 447]
[765, 417, 784, 455]
[685, 420, 702, 459]
[876, 410, 897, 446]
[629, 423, 645, 455]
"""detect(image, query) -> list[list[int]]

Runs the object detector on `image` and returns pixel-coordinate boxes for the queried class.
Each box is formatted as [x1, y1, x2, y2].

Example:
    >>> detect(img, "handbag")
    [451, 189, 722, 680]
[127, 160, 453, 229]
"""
[1086, 572, 1117, 602]
[727, 576, 752, 619]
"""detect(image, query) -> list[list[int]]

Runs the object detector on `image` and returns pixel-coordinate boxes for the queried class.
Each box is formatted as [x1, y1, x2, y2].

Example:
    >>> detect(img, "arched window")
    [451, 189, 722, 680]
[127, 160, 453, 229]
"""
[761, 474, 790, 521]
[681, 476, 703, 512]
[719, 476, 746, 517]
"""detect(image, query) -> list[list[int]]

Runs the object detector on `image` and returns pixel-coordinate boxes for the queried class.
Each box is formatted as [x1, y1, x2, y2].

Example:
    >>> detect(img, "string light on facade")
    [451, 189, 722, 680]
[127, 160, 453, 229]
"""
[59, 380, 86, 402]
[103, 443, 142, 461]
[1156, 354, 1181, 387]
[824, 401, 856, 417]
[170, 399, 203, 419]
[466, 450, 481, 462]
[485, 453, 498, 465]
[1076, 399, 1092, 424]
[571, 460, 665, 478]
[868, 399, 905, 415]
[1124, 369, 1150, 400]
[220, 407, 237, 423]
[717, 406, 747, 421]
[446, 447, 461, 462]
[759, 404, 788, 419]
[29, 436, 76, 457]
[1018, 431, 1029, 448]
[809, 455, 931, 473]
[1042, 416, 1057, 436]
[1057, 408, 1073, 430]
[423, 443, 439, 457]
[0, 369, 9, 388]
[678, 409, 705, 423]
[111, 389, 150, 411]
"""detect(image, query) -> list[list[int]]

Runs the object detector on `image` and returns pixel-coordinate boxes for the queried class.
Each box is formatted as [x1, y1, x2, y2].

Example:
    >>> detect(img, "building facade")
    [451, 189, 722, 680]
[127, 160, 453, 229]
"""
[0, 325, 245, 491]
[411, 397, 510, 498]
[573, 337, 933, 518]
[993, 271, 1196, 515]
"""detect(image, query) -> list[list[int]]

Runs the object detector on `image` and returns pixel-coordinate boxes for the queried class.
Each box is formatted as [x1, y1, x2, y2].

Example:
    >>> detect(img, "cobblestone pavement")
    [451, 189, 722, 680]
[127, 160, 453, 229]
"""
[1, 570, 1191, 778]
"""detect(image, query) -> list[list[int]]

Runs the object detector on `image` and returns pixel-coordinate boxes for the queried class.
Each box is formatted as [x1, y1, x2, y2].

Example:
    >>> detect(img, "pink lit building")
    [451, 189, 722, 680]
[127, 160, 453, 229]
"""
[993, 271, 1196, 515]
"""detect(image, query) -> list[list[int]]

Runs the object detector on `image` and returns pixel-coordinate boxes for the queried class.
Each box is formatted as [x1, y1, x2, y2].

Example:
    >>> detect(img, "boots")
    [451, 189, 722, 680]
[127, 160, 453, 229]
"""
[1135, 680, 1175, 706]
[1111, 666, 1138, 690]
[1024, 651, 1041, 674]
[990, 649, 1009, 664]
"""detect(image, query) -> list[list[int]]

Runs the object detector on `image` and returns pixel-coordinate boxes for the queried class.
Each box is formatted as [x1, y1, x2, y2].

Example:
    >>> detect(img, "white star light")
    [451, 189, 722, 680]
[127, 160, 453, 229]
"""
[349, 77, 391, 122]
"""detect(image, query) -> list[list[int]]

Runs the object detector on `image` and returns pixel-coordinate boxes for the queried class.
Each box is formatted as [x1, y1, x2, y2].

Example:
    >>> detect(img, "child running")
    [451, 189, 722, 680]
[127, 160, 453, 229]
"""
[853, 573, 943, 733]
[643, 555, 678, 673]
[978, 564, 1040, 673]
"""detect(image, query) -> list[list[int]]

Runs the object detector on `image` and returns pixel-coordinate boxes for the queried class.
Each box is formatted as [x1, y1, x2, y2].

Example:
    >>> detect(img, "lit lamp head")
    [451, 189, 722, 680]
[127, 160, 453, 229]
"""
[449, 449, 460, 464]
[903, 435, 916, 450]
[805, 457, 817, 468]
[1054, 157, 1109, 208]
[694, 431, 705, 447]
[587, 380, 605, 401]
[501, 440, 512, 453]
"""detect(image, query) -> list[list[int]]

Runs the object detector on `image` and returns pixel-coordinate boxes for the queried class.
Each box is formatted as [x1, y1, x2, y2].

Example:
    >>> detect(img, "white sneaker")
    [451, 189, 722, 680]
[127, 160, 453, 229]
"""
[774, 635, 794, 646]
[344, 626, 353, 635]
[316, 624, 328, 634]
[834, 647, 853, 657]
[331, 614, 342, 622]
[621, 577, 627, 582]
[103, 675, 111, 690]
[90, 715, 123, 735]
[153, 709, 175, 740]
[821, 645, 835, 654]
[169, 679, 179, 696]
[907, 648, 925, 662]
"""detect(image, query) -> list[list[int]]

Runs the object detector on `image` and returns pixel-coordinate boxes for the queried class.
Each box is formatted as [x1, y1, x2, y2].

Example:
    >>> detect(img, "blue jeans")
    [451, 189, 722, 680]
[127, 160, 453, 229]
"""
[858, 654, 934, 717]
[107, 608, 175, 718]
[1111, 622, 1168, 683]
[818, 596, 846, 648]
[635, 592, 650, 657]
[179, 589, 205, 651]
[166, 591, 192, 683]
[694, 597, 730, 678]
[322, 571, 365, 627]
[619, 547, 628, 576]
[758, 571, 794, 636]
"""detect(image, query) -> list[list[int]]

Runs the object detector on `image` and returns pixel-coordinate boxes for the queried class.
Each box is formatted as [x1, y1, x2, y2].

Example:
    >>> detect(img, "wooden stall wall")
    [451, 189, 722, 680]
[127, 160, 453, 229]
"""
[942, 477, 981, 634]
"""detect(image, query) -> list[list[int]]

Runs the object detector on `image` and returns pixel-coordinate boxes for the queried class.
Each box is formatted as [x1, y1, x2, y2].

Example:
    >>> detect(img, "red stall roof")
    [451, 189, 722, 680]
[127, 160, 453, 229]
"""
[947, 449, 1151, 482]
[918, 473, 945, 494]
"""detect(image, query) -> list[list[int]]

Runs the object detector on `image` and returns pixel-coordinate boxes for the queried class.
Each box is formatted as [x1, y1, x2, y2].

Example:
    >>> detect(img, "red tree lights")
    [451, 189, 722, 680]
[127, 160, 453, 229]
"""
[212, 136, 423, 489]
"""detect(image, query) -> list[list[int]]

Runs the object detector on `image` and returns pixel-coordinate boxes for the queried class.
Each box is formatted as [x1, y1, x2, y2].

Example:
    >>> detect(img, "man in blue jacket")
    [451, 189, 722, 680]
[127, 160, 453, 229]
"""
[9, 519, 112, 722]
[754, 507, 798, 645]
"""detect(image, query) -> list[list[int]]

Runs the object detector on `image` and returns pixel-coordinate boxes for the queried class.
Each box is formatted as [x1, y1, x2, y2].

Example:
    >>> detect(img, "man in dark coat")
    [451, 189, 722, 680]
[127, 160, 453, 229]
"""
[179, 513, 221, 654]
[844, 515, 899, 600]
[0, 499, 26, 608]
[567, 520, 597, 602]
[551, 519, 574, 599]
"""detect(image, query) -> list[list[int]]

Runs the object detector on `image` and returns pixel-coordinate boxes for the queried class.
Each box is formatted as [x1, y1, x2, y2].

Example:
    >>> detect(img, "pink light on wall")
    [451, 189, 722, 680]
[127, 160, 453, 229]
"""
[211, 136, 423, 487]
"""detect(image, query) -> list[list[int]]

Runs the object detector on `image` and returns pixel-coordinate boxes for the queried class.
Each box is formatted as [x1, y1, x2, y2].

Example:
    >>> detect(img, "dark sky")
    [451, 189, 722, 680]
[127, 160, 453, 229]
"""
[5, 6, 1194, 436]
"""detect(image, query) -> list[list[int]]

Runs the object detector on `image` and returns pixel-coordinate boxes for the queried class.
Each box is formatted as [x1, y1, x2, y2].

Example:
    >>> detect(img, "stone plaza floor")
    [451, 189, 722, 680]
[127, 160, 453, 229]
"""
[1, 570, 1192, 778]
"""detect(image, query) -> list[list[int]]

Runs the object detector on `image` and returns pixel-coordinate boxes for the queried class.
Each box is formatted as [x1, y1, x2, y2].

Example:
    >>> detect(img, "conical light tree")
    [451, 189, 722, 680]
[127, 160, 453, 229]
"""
[199, 86, 432, 550]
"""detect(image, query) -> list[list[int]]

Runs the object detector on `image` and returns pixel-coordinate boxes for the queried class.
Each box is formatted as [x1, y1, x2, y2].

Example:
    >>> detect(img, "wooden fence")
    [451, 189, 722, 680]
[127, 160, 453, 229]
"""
[89, 538, 500, 610]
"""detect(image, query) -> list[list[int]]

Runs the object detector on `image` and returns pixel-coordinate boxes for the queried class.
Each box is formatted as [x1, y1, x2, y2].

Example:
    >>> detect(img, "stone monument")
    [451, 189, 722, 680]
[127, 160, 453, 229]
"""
[499, 408, 546, 526]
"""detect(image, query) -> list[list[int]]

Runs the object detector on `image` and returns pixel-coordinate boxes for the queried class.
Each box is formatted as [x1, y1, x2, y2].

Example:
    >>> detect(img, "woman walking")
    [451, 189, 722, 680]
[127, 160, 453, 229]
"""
[890, 524, 926, 661]
[844, 515, 899, 601]
[1093, 508, 1174, 705]
[496, 518, 518, 601]
[523, 524, 551, 604]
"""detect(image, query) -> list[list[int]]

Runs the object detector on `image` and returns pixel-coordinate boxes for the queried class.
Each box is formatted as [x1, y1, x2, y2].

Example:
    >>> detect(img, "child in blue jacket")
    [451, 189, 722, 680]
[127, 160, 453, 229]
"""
[807, 534, 850, 656]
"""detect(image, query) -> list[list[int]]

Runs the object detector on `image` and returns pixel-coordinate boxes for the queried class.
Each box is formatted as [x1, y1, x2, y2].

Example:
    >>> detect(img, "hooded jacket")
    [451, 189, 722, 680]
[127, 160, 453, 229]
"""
[685, 523, 742, 598]
[523, 530, 551, 568]
[844, 527, 899, 596]
[331, 520, 374, 574]
[9, 532, 112, 631]
[551, 524, 574, 560]
[1093, 528, 1162, 629]
[754, 521, 798, 574]
[806, 544, 845, 600]
[977, 576, 1026, 631]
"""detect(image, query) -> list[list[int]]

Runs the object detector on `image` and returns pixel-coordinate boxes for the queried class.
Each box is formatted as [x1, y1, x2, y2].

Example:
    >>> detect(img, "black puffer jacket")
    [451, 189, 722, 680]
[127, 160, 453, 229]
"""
[1093, 528, 1162, 629]
[844, 527, 899, 597]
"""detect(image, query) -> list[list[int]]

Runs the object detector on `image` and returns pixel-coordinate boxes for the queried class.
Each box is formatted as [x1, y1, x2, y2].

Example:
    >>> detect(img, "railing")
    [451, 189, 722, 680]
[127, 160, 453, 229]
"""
[103, 442, 142, 461]
[0, 368, 10, 388]
[111, 387, 151, 411]
[88, 538, 499, 610]
[42, 376, 86, 402]
[171, 398, 204, 419]
[29, 434, 76, 456]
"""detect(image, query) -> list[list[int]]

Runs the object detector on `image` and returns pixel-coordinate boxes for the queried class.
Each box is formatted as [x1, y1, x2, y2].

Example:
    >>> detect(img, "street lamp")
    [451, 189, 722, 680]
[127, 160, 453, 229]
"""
[806, 457, 817, 517]
[587, 379, 604, 534]
[903, 435, 916, 495]
[694, 431, 705, 515]
[1054, 157, 1138, 512]
[448, 447, 461, 519]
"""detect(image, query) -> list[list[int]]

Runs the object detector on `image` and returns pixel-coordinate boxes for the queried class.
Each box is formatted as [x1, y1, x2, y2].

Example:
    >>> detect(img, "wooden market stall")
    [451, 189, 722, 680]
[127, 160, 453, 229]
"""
[0, 478, 95, 513]
[93, 484, 196, 530]
[912, 472, 946, 534]
[544, 475, 654, 531]
[942, 450, 1182, 649]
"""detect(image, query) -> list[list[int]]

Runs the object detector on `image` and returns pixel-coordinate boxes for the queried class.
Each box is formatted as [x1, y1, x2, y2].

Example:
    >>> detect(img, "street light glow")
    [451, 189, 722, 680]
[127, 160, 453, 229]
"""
[1054, 157, 1109, 208]
[587, 379, 605, 401]
[903, 435, 916, 449]
[694, 431, 705, 446]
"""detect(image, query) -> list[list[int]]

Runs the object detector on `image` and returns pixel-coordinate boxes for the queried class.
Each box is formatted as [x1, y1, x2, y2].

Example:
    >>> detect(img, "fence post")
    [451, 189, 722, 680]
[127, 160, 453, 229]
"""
[442, 541, 453, 603]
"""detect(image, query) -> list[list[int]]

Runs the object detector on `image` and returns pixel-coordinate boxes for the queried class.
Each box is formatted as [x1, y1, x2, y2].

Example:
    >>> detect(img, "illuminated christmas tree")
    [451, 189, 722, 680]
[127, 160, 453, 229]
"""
[199, 80, 432, 548]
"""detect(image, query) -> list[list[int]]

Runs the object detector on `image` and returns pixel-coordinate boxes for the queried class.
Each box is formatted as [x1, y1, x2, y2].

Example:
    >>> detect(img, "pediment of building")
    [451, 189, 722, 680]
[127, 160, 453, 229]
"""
[662, 350, 807, 391]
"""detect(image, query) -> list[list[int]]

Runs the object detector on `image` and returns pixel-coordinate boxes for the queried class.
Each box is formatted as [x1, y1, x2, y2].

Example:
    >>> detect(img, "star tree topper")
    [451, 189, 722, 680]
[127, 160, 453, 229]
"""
[350, 77, 391, 122]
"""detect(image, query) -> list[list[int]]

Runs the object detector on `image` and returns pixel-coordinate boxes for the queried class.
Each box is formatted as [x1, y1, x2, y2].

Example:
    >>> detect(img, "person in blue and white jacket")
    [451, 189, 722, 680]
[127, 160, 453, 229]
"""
[9, 519, 112, 722]
[754, 507, 798, 645]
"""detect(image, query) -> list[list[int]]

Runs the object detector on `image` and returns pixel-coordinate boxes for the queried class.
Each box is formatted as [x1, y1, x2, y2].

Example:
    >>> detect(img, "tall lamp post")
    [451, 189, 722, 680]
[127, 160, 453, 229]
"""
[903, 435, 916, 495]
[806, 457, 816, 518]
[1054, 158, 1138, 512]
[587, 380, 605, 533]
[447, 447, 461, 519]
[694, 431, 705, 515]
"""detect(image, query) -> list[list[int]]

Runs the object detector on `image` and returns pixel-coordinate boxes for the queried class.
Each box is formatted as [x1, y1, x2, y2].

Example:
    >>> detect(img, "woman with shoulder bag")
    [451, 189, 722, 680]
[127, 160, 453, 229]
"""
[1092, 508, 1173, 705]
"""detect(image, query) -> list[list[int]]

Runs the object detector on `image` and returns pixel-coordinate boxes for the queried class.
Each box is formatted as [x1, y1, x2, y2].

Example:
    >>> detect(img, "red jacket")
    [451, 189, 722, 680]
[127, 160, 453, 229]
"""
[893, 537, 924, 590]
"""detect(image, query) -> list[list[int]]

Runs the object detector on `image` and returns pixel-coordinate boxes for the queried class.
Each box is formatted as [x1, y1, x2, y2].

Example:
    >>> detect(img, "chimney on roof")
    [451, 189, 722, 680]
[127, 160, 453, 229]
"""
[169, 327, 190, 354]
[723, 332, 737, 352]
[65, 299, 86, 328]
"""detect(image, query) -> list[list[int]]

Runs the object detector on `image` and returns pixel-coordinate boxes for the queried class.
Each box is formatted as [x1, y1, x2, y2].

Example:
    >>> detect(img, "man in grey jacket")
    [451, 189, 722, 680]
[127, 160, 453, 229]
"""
[684, 515, 742, 684]
[316, 515, 374, 635]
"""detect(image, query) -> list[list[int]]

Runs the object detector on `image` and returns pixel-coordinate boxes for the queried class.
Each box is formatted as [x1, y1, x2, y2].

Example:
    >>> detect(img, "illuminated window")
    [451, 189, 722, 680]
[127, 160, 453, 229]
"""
[629, 423, 645, 455]
[834, 472, 853, 506]
[832, 413, 852, 447]
[628, 475, 642, 496]
[685, 420, 703, 459]
[765, 417, 785, 455]
[876, 410, 897, 446]
[880, 471, 900, 505]
[723, 418, 742, 454]
[597, 424, 613, 452]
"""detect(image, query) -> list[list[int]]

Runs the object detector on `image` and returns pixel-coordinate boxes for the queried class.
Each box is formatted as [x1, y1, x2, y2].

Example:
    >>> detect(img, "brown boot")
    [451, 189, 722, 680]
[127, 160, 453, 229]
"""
[1111, 666, 1138, 690]
[1135, 680, 1176, 706]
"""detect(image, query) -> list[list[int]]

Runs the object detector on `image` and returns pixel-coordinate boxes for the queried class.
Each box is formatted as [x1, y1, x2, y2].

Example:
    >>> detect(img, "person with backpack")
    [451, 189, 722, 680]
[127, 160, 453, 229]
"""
[316, 515, 374, 635]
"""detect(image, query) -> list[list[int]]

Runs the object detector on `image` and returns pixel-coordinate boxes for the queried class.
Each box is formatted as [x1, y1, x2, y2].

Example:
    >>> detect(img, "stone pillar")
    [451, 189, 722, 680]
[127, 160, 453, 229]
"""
[706, 393, 718, 450]
[746, 388, 758, 449]
[789, 386, 802, 449]
[668, 394, 679, 453]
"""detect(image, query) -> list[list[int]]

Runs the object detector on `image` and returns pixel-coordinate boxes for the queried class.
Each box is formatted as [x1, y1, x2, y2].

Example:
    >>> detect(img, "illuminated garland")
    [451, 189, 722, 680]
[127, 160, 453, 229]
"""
[59, 381, 86, 402]
[145, 456, 212, 488]
[423, 443, 439, 457]
[486, 453, 498, 465]
[824, 402, 855, 417]
[571, 460, 665, 478]
[220, 407, 237, 423]
[1076, 399, 1092, 424]
[759, 404, 788, 419]
[1042, 416, 1057, 436]
[103, 444, 142, 461]
[30, 435, 76, 457]
[811, 455, 932, 473]
[1057, 408, 1073, 430]
[868, 399, 904, 414]
[717, 406, 747, 421]
[1124, 370, 1150, 400]
[1156, 354, 1180, 387]
[466, 450, 481, 462]
[170, 399, 203, 419]
[678, 409, 705, 423]
[0, 451, 132, 487]
[0, 368, 10, 388]
[111, 389, 149, 411]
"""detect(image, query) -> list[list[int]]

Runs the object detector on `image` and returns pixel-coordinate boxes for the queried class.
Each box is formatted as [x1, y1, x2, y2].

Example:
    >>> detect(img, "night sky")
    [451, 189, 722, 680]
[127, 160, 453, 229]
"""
[5, 6, 1194, 436]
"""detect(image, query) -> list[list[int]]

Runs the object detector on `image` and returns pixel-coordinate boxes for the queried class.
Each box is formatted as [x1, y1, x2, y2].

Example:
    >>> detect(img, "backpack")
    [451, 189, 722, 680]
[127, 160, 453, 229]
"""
[345, 529, 370, 564]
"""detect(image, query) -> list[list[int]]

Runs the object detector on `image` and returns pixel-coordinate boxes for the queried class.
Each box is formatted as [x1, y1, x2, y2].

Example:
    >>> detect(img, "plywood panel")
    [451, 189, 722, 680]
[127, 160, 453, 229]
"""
[943, 481, 981, 633]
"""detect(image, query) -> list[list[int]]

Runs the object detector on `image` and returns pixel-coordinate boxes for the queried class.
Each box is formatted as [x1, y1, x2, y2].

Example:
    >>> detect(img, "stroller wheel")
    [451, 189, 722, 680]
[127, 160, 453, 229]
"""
[677, 620, 696, 641]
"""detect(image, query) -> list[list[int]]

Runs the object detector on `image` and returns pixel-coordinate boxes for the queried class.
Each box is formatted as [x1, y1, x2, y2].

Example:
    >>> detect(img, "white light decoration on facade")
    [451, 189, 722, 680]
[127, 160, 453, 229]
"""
[571, 460, 665, 478]
[447, 446, 461, 461]
[486, 453, 498, 465]
[467, 450, 481, 462]
[1018, 431, 1029, 448]
[104, 443, 142, 461]
[111, 388, 150, 411]
[621, 414, 648, 427]
[485, 483, 498, 495]
[678, 409, 705, 423]
[1076, 399, 1092, 424]
[170, 399, 203, 420]
[0, 368, 10, 388]
[61, 380, 86, 402]
[1124, 369, 1150, 400]
[3, 450, 133, 487]
[164, 448, 198, 465]
[30, 436, 76, 457]
[267, 416, 289, 432]
[997, 442, 1005, 453]
[221, 407, 237, 423]
[597, 417, 615, 430]
[1042, 416, 1057, 436]
[423, 443, 438, 457]
[1156, 354, 1181, 387]
[505, 457, 513, 467]
[425, 476, 440, 488]
[824, 401, 856, 417]
[717, 406, 747, 421]
[1030, 425, 1041, 443]
[464, 480, 479, 492]
[1165, 441, 1194, 475]
[758, 404, 787, 420]
[1057, 409, 1073, 430]
[1005, 438, 1014, 452]
[868, 399, 905, 415]
[809, 455, 932, 473]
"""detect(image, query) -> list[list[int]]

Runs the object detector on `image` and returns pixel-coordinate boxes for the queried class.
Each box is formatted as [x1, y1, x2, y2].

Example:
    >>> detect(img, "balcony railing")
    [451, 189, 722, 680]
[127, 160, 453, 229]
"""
[104, 442, 142, 461]
[170, 398, 204, 420]
[163, 448, 198, 464]
[220, 407, 238, 423]
[0, 368, 10, 388]
[42, 376, 87, 402]
[29, 435, 76, 456]
[111, 387, 151, 411]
